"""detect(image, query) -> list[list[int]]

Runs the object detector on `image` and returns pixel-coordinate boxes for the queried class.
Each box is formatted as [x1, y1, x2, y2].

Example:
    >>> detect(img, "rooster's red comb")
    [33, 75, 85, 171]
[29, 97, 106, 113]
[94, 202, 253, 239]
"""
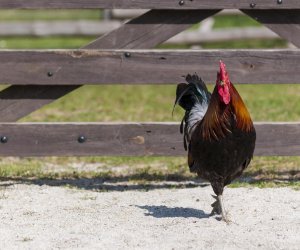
[219, 60, 229, 82]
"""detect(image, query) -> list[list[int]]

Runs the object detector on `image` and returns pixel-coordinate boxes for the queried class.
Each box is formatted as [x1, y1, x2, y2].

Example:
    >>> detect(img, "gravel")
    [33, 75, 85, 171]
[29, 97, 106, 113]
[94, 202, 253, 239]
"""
[0, 182, 299, 250]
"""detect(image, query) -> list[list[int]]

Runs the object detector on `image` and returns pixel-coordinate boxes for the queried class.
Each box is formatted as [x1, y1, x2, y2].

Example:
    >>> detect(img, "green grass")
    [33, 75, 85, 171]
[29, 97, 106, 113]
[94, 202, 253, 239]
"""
[0, 12, 299, 189]
[0, 156, 299, 189]
[202, 39, 287, 49]
[0, 36, 286, 50]
[213, 14, 261, 29]
[0, 10, 101, 21]
[0, 36, 96, 49]
[18, 84, 300, 122]
[229, 181, 300, 189]
[158, 39, 287, 50]
[0, 158, 42, 177]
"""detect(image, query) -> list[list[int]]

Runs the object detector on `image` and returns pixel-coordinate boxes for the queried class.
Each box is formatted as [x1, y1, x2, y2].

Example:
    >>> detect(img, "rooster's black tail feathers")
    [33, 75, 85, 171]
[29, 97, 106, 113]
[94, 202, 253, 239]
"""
[173, 74, 211, 150]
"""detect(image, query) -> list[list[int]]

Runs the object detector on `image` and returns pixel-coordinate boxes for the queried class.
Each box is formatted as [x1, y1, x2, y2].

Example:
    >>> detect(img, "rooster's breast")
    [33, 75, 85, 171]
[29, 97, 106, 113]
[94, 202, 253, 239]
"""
[190, 122, 256, 185]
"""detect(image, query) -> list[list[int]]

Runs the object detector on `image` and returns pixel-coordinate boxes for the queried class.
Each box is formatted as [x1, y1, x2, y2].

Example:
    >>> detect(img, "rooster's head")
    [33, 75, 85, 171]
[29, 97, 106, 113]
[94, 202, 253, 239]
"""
[216, 60, 231, 105]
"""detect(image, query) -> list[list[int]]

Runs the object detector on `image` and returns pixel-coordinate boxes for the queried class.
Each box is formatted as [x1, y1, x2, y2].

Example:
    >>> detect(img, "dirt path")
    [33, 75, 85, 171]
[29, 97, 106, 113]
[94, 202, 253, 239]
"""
[0, 183, 299, 250]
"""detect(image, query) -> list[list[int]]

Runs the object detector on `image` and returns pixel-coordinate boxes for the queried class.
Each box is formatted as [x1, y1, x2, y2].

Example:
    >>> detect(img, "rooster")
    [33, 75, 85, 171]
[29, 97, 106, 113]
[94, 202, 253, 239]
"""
[173, 61, 256, 222]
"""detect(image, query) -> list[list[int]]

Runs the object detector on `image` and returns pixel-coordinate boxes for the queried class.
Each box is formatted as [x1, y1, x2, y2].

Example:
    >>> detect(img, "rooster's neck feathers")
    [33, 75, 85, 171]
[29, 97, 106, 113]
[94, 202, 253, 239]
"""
[201, 83, 254, 140]
[230, 84, 254, 132]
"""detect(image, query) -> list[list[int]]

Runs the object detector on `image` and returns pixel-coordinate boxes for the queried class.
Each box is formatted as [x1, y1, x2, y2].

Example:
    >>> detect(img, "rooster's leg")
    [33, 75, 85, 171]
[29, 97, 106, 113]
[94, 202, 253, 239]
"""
[210, 195, 229, 223]
[210, 195, 221, 215]
[218, 195, 229, 223]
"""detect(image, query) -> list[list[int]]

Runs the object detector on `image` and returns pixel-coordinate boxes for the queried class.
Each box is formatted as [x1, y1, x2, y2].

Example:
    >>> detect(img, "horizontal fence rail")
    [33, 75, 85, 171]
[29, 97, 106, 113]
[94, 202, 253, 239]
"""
[0, 22, 278, 42]
[0, 0, 299, 9]
[110, 9, 242, 20]
[0, 122, 298, 157]
[0, 49, 300, 85]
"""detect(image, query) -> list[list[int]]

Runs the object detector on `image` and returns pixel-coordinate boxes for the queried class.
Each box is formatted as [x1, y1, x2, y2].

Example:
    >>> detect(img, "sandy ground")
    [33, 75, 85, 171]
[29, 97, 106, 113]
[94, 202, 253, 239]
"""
[0, 182, 299, 250]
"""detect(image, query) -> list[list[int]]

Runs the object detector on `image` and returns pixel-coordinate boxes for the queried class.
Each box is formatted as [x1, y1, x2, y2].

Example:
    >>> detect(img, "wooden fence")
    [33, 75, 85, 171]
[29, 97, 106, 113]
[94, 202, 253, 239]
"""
[0, 1, 299, 157]
[0, 9, 280, 44]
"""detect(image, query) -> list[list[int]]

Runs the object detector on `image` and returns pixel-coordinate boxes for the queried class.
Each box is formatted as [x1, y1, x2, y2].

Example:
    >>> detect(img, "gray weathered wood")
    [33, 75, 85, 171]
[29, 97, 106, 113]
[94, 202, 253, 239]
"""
[84, 10, 219, 49]
[0, 22, 278, 42]
[0, 85, 79, 122]
[0, 49, 299, 85]
[111, 9, 241, 20]
[0, 10, 218, 122]
[0, 122, 298, 156]
[0, 0, 299, 9]
[242, 10, 300, 47]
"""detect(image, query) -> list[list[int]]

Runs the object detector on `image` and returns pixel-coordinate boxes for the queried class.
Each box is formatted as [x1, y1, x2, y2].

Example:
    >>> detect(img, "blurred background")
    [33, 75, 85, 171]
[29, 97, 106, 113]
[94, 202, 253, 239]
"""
[0, 9, 299, 189]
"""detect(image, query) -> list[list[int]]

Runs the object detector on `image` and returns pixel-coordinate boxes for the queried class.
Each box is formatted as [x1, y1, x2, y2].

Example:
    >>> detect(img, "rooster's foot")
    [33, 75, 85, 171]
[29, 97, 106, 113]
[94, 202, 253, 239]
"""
[210, 195, 230, 223]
